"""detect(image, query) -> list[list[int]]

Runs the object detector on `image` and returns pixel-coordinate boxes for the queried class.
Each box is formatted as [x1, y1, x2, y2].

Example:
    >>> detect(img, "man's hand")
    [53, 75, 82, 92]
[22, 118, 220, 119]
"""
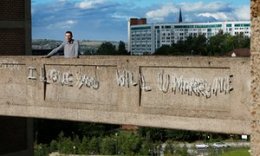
[41, 55, 50, 58]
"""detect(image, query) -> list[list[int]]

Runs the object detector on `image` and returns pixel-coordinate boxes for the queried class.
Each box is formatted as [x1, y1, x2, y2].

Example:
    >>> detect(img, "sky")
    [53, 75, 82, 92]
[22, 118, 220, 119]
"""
[32, 0, 250, 41]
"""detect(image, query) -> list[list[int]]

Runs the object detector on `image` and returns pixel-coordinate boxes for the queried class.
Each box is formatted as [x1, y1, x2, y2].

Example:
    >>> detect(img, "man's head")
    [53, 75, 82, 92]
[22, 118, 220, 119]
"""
[65, 31, 73, 42]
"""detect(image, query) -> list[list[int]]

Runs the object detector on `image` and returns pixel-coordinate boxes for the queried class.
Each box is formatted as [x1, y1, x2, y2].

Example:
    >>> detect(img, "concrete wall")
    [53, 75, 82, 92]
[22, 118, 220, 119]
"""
[251, 0, 260, 155]
[0, 1, 32, 155]
[0, 56, 251, 135]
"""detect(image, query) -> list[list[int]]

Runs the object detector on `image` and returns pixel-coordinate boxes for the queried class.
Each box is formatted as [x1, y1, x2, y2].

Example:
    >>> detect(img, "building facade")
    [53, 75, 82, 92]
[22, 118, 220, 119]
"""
[128, 20, 251, 55]
[0, 0, 31, 55]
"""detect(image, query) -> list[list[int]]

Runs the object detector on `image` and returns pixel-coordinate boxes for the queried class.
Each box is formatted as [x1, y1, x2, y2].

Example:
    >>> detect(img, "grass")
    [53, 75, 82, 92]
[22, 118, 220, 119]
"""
[221, 148, 250, 156]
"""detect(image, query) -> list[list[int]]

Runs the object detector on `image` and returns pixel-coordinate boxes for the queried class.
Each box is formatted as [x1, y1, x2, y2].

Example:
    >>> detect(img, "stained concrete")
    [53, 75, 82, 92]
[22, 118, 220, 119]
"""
[251, 0, 260, 155]
[0, 56, 251, 135]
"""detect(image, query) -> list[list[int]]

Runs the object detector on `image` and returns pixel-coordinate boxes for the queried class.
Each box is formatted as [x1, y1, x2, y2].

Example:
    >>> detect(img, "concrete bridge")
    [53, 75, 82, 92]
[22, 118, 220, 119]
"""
[0, 55, 253, 155]
[0, 56, 251, 135]
[2, 0, 260, 155]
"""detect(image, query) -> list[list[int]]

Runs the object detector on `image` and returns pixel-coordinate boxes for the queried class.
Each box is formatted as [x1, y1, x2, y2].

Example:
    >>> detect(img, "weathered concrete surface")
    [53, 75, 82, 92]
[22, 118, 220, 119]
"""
[251, 0, 260, 155]
[0, 56, 251, 135]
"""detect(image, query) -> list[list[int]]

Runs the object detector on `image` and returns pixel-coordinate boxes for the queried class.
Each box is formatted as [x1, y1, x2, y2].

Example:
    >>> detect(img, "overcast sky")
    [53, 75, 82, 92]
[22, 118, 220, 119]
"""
[32, 0, 250, 41]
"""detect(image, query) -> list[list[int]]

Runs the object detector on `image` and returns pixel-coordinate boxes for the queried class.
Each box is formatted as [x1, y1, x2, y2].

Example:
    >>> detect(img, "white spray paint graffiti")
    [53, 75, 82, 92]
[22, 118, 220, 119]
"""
[27, 67, 234, 97]
[27, 67, 99, 90]
[47, 69, 99, 90]
[116, 70, 151, 92]
[0, 60, 21, 70]
[158, 70, 233, 98]
[116, 70, 137, 87]
[140, 74, 152, 92]
[76, 75, 99, 90]
[27, 67, 37, 80]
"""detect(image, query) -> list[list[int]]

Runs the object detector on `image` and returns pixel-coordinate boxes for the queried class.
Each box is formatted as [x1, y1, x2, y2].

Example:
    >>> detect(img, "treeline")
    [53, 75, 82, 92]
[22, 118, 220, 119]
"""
[34, 120, 239, 155]
[94, 33, 249, 56]
[154, 33, 250, 56]
[95, 41, 129, 55]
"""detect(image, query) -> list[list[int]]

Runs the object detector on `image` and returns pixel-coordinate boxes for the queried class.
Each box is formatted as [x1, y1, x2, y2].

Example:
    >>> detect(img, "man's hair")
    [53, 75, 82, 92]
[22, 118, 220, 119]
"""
[65, 31, 73, 36]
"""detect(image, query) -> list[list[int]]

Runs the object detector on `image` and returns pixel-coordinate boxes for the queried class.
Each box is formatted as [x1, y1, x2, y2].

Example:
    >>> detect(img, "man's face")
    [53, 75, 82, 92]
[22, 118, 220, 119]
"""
[65, 33, 72, 42]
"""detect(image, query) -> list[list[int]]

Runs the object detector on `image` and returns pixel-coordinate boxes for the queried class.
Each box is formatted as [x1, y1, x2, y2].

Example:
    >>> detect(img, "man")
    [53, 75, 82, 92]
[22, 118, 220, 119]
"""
[45, 31, 79, 58]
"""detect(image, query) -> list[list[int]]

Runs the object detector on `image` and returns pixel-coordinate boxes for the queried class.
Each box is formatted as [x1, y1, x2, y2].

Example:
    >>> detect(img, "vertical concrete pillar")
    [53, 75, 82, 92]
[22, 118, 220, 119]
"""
[0, 0, 33, 155]
[251, 0, 260, 155]
[0, 117, 33, 156]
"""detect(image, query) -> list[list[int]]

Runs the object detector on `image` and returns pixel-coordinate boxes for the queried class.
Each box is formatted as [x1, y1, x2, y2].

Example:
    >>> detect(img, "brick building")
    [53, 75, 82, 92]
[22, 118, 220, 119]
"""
[0, 0, 31, 55]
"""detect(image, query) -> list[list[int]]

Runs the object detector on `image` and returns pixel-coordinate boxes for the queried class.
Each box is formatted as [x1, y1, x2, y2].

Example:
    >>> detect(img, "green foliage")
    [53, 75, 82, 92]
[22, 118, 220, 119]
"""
[96, 42, 117, 55]
[154, 45, 172, 55]
[96, 41, 129, 55]
[138, 140, 154, 155]
[100, 136, 116, 155]
[117, 131, 142, 155]
[221, 148, 250, 156]
[118, 41, 128, 55]
[34, 121, 247, 155]
[49, 140, 58, 152]
[174, 145, 188, 156]
[56, 133, 75, 154]
[34, 144, 50, 156]
[77, 136, 88, 154]
[154, 33, 250, 56]
[76, 136, 101, 155]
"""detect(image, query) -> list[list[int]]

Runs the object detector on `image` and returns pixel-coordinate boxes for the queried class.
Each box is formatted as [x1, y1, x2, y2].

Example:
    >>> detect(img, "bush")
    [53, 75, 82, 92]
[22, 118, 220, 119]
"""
[34, 144, 50, 156]
[164, 140, 175, 156]
[117, 131, 142, 155]
[49, 140, 58, 152]
[100, 136, 116, 155]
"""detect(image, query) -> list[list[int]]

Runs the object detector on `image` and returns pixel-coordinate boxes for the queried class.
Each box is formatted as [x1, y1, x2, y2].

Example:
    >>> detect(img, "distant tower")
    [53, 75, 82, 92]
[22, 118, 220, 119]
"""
[178, 8, 183, 23]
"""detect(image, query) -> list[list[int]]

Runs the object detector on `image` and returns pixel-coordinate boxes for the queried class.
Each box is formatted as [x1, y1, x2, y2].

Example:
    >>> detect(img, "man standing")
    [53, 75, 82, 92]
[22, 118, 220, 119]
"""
[45, 31, 79, 58]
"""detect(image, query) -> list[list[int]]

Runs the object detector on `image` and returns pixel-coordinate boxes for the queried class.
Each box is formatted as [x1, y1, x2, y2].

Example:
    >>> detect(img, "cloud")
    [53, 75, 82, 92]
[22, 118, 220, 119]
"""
[75, 0, 107, 9]
[197, 12, 230, 21]
[180, 1, 231, 12]
[234, 5, 250, 20]
[197, 4, 249, 21]
[32, 0, 250, 41]
[146, 3, 178, 22]
[47, 20, 78, 29]
[111, 13, 131, 20]
[145, 1, 249, 22]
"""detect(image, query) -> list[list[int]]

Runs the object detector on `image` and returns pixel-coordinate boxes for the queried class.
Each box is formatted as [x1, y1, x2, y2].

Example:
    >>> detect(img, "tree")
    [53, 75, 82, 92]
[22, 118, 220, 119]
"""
[96, 42, 117, 55]
[207, 33, 227, 56]
[206, 33, 249, 56]
[154, 45, 172, 55]
[153, 32, 250, 56]
[117, 131, 142, 155]
[232, 34, 250, 48]
[118, 41, 128, 55]
[100, 137, 116, 155]
[172, 40, 187, 55]
[193, 35, 207, 55]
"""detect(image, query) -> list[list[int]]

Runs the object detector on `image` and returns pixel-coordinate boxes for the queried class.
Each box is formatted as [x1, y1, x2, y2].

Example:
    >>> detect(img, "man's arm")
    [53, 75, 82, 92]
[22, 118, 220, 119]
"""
[74, 40, 79, 58]
[46, 43, 65, 58]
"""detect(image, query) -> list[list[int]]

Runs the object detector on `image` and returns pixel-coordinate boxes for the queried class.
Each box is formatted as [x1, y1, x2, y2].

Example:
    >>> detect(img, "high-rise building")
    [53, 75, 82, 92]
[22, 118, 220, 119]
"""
[128, 18, 250, 55]
[128, 18, 147, 54]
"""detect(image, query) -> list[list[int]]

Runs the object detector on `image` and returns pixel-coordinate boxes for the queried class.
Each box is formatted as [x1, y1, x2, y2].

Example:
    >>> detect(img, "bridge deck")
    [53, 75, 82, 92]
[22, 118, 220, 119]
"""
[0, 56, 251, 134]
